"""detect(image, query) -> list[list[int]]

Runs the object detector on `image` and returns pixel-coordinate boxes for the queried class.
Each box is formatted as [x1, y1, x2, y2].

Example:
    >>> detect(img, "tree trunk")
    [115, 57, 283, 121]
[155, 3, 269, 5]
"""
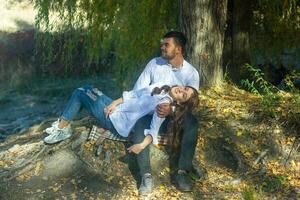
[179, 0, 228, 87]
[223, 0, 252, 83]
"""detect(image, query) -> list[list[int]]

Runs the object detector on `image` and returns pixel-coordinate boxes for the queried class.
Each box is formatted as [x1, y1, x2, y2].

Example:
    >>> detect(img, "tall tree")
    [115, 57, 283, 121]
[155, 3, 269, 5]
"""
[223, 0, 252, 82]
[179, 0, 228, 87]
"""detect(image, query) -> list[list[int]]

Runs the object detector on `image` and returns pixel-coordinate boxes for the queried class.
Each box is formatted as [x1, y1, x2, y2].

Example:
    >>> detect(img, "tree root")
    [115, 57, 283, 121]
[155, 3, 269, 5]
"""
[3, 146, 47, 180]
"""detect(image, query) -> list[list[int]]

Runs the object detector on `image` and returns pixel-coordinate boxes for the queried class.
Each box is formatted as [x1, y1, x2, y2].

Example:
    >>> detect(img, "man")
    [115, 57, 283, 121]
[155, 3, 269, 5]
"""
[128, 31, 200, 195]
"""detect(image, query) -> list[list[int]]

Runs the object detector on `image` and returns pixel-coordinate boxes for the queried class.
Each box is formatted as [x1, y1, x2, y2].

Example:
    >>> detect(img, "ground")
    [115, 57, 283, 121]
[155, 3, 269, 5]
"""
[0, 80, 299, 200]
[0, 0, 299, 199]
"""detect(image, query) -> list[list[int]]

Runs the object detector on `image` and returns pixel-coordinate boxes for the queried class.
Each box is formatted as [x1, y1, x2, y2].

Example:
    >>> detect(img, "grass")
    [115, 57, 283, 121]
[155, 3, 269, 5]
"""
[242, 187, 259, 200]
[7, 74, 122, 98]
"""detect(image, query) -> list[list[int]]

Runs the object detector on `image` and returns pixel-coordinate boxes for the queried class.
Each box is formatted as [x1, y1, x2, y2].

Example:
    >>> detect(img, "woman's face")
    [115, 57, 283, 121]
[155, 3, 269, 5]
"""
[170, 86, 194, 103]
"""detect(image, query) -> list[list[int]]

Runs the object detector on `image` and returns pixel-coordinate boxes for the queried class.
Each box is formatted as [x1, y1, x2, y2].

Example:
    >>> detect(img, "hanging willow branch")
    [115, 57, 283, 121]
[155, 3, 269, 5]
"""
[33, 0, 178, 83]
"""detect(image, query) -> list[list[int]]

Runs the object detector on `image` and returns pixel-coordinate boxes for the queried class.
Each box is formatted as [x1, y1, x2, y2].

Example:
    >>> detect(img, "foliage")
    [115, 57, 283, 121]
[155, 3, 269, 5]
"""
[241, 64, 280, 118]
[33, 0, 178, 86]
[12, 75, 121, 98]
[261, 175, 288, 193]
[242, 187, 258, 200]
[282, 70, 300, 92]
[241, 64, 300, 135]
[252, 0, 300, 58]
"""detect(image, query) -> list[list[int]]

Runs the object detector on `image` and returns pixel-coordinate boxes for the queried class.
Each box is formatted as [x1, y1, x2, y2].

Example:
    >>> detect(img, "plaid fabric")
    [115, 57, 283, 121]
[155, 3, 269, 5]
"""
[88, 125, 127, 142]
[88, 125, 171, 146]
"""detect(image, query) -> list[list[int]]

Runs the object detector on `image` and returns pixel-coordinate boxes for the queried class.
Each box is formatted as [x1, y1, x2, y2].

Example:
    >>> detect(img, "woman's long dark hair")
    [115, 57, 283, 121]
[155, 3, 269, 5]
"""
[151, 85, 199, 151]
[151, 85, 172, 96]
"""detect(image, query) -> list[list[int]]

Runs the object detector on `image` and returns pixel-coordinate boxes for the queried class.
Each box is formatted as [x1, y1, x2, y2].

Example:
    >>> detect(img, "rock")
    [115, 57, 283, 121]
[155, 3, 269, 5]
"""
[71, 130, 89, 150]
[41, 149, 83, 179]
[0, 128, 6, 135]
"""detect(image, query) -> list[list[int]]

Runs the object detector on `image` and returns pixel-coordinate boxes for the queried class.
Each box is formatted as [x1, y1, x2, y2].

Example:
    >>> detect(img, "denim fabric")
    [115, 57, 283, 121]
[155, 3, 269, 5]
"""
[130, 115, 152, 175]
[178, 113, 199, 171]
[131, 115, 170, 175]
[61, 85, 118, 135]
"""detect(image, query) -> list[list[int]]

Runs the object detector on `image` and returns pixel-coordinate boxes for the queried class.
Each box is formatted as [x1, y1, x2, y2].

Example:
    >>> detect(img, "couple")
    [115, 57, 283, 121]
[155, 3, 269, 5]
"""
[43, 31, 200, 195]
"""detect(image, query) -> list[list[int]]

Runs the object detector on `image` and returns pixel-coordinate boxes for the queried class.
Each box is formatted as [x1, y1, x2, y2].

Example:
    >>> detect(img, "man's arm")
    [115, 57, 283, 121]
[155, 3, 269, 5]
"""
[188, 68, 200, 90]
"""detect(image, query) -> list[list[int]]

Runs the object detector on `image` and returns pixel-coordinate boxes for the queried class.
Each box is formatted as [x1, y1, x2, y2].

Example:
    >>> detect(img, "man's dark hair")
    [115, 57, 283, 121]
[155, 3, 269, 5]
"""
[163, 31, 187, 53]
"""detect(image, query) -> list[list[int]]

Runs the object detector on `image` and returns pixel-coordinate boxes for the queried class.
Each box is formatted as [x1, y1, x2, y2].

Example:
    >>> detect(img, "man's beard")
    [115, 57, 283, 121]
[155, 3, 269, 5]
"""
[161, 51, 176, 60]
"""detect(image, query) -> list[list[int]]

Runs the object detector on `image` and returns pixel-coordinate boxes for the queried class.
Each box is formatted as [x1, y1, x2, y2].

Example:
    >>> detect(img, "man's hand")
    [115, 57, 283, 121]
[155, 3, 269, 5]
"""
[127, 143, 145, 154]
[156, 103, 172, 118]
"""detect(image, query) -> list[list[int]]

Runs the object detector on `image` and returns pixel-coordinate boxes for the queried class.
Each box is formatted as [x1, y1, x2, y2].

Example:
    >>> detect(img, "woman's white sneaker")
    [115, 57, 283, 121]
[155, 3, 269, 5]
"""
[44, 120, 60, 135]
[43, 125, 72, 144]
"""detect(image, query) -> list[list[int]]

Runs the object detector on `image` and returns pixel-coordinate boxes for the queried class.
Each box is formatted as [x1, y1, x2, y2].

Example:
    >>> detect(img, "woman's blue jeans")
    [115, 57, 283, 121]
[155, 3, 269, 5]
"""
[61, 85, 118, 135]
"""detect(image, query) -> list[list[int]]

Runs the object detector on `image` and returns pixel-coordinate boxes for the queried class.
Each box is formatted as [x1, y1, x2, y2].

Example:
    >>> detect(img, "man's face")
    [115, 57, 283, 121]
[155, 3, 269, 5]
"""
[160, 37, 180, 60]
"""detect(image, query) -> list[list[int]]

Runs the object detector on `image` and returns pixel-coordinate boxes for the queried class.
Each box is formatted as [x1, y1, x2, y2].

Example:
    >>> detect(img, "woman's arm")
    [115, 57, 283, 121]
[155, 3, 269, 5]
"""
[127, 111, 166, 154]
[127, 134, 153, 154]
[105, 97, 123, 118]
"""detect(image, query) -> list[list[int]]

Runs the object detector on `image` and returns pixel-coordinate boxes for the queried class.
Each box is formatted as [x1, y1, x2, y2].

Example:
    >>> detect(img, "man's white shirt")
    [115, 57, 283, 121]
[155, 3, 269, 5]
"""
[133, 57, 200, 91]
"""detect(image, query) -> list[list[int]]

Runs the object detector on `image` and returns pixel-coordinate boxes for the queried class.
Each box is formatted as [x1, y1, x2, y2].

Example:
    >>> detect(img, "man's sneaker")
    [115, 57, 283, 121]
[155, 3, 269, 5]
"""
[138, 173, 153, 196]
[43, 125, 72, 144]
[175, 170, 193, 192]
[44, 120, 60, 135]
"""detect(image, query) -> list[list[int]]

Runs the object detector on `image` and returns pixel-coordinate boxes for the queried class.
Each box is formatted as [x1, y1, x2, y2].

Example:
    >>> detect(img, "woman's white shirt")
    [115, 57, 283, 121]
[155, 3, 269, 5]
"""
[109, 83, 172, 145]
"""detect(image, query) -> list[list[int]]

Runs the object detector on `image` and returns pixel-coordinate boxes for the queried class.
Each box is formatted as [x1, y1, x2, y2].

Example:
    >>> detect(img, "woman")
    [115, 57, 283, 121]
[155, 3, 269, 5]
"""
[43, 83, 198, 153]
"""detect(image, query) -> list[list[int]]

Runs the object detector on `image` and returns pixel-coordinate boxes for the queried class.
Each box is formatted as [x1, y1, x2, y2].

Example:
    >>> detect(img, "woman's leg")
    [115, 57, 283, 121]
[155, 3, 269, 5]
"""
[44, 86, 93, 134]
[60, 85, 96, 122]
[44, 85, 114, 143]
[59, 85, 112, 128]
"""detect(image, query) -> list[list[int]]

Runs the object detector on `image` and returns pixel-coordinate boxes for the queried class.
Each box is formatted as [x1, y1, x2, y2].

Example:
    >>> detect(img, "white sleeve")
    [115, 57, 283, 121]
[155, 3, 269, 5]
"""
[133, 60, 153, 90]
[188, 69, 200, 90]
[122, 86, 153, 102]
[143, 96, 171, 145]
[144, 111, 165, 145]
[122, 90, 137, 102]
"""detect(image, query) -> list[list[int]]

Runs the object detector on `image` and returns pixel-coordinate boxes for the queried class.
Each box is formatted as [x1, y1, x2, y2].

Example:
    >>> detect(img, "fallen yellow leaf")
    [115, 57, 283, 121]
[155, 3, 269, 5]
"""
[236, 131, 243, 137]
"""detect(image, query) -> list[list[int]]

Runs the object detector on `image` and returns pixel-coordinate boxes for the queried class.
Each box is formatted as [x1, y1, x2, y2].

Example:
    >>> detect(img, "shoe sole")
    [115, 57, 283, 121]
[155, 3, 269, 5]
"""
[174, 179, 193, 192]
[138, 190, 153, 196]
[175, 186, 192, 192]
[44, 135, 72, 145]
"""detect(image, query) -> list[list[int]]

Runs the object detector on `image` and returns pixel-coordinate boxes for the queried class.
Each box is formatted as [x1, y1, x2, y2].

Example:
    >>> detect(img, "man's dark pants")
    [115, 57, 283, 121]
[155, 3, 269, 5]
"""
[131, 113, 199, 175]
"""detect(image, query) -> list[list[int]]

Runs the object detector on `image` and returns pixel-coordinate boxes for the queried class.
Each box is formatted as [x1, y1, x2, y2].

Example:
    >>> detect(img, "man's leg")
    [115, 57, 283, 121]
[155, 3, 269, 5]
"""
[176, 113, 199, 191]
[131, 115, 153, 195]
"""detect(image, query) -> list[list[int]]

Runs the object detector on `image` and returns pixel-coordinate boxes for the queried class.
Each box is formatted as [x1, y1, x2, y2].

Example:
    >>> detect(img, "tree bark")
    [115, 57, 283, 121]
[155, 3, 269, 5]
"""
[223, 0, 252, 82]
[179, 0, 228, 87]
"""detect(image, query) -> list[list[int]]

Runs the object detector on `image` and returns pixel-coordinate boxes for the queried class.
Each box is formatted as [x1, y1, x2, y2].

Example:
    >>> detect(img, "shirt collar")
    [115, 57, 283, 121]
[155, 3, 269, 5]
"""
[167, 60, 185, 71]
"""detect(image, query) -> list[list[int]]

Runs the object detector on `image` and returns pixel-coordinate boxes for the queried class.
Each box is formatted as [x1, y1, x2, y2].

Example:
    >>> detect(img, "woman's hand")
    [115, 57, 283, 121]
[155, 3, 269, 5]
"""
[105, 98, 123, 118]
[105, 102, 117, 118]
[127, 135, 153, 154]
[127, 143, 145, 154]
